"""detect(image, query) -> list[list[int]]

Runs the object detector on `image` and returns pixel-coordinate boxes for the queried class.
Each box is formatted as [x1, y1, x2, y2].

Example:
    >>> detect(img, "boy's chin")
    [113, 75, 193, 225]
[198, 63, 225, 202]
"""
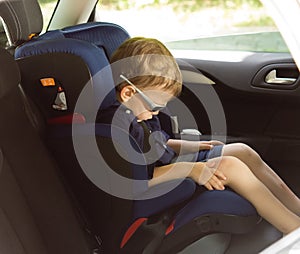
[137, 112, 153, 121]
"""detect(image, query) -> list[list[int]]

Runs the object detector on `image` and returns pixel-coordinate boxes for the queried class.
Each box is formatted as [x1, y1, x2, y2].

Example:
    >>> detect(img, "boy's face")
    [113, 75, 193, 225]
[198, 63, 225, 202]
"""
[119, 85, 174, 121]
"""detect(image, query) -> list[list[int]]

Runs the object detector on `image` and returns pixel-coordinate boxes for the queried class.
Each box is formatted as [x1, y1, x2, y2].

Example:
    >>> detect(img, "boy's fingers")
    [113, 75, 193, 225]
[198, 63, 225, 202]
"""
[198, 164, 216, 185]
[199, 144, 213, 150]
[210, 140, 225, 146]
[214, 170, 227, 181]
[204, 182, 213, 190]
[209, 175, 225, 190]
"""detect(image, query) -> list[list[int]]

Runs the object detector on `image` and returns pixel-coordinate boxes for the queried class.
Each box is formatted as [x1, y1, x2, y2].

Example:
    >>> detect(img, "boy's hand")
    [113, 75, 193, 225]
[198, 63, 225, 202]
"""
[198, 160, 227, 190]
[204, 169, 227, 190]
[208, 140, 225, 146]
[198, 140, 225, 151]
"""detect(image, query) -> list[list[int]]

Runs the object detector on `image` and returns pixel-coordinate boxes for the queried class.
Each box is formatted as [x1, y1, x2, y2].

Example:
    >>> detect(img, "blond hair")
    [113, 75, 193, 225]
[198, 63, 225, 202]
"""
[110, 37, 182, 96]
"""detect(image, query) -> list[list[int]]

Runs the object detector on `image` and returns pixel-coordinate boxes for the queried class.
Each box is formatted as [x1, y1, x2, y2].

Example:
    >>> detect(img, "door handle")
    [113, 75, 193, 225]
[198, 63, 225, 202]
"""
[265, 69, 297, 85]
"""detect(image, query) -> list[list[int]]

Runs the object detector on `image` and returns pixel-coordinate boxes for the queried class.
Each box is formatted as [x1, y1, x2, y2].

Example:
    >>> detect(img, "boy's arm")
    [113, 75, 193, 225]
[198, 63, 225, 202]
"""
[166, 139, 224, 155]
[148, 161, 226, 190]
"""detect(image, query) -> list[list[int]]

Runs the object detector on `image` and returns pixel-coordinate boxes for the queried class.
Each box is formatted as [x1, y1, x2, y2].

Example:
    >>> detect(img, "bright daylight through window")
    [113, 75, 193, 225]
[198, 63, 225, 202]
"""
[1, 0, 289, 53]
[96, 0, 289, 53]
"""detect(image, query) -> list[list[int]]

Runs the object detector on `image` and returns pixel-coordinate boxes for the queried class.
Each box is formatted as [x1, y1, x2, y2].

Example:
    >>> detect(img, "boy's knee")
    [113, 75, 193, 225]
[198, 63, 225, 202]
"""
[221, 155, 243, 168]
[209, 155, 243, 171]
[233, 143, 260, 160]
[214, 156, 256, 185]
[235, 142, 252, 153]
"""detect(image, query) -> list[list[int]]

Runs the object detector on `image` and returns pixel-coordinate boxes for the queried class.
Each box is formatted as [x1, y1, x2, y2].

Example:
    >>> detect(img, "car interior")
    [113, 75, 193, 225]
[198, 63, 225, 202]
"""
[0, 0, 296, 253]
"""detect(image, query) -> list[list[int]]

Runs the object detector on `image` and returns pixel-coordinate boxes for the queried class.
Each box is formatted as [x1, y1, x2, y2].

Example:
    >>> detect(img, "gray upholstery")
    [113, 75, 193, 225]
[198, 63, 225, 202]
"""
[0, 47, 92, 253]
[0, 150, 48, 254]
[0, 0, 43, 45]
[179, 233, 231, 254]
[0, 48, 20, 98]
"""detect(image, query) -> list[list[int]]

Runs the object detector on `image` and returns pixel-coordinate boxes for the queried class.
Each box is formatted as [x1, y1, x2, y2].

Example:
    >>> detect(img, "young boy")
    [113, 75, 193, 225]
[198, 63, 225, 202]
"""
[97, 37, 300, 235]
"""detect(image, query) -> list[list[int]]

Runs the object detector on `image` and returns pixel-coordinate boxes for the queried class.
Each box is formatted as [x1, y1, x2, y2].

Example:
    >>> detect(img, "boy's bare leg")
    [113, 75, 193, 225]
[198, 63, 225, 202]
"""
[207, 156, 300, 234]
[222, 143, 300, 215]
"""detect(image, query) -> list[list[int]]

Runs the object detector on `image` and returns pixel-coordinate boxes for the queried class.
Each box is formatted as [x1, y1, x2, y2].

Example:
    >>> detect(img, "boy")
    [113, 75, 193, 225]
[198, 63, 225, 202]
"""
[97, 37, 300, 235]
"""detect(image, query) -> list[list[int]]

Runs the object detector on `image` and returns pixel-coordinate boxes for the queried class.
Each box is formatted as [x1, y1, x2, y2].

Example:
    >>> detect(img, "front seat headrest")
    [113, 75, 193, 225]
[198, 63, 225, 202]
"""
[0, 0, 43, 46]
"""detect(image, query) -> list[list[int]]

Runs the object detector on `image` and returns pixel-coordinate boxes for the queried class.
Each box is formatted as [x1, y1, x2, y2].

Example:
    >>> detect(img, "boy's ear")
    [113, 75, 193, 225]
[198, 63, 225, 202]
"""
[119, 85, 135, 102]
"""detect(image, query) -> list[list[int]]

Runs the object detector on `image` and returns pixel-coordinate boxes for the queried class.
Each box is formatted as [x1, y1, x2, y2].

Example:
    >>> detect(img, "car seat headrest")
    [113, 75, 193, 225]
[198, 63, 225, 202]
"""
[14, 22, 131, 111]
[0, 48, 20, 98]
[15, 38, 117, 110]
[0, 0, 43, 46]
[59, 22, 130, 58]
[33, 22, 130, 60]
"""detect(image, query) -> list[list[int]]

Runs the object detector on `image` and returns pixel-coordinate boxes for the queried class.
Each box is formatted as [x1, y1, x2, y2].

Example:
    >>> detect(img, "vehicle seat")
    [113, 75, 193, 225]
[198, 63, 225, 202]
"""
[0, 41, 100, 254]
[0, 0, 275, 253]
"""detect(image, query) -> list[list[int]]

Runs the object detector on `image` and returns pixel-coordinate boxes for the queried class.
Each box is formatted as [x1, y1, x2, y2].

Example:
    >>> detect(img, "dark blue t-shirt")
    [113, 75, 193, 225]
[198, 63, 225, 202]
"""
[97, 101, 176, 179]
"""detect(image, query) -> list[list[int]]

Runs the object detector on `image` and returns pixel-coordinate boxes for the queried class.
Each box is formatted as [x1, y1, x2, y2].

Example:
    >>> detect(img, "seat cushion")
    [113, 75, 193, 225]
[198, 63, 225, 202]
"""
[173, 189, 257, 232]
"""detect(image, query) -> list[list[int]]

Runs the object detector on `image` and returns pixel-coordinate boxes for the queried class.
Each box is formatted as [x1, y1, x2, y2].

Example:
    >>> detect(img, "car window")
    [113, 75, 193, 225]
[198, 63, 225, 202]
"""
[37, 0, 57, 32]
[95, 0, 289, 53]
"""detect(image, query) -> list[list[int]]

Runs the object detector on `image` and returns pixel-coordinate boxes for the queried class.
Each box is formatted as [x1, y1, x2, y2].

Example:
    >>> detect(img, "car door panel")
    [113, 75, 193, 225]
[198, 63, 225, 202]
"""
[172, 53, 300, 194]
[180, 52, 299, 94]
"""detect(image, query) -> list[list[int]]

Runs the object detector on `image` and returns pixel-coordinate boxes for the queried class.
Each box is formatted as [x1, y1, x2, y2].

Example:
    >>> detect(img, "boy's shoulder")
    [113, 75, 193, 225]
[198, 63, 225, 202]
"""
[97, 101, 136, 127]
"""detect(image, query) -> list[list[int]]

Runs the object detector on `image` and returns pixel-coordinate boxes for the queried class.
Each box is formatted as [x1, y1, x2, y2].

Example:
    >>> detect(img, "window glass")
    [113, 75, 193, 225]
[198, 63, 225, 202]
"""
[96, 0, 289, 53]
[37, 0, 57, 32]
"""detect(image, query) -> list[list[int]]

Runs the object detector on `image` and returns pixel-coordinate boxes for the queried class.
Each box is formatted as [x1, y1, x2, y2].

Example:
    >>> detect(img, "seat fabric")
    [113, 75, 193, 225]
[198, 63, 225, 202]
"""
[0, 45, 96, 254]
